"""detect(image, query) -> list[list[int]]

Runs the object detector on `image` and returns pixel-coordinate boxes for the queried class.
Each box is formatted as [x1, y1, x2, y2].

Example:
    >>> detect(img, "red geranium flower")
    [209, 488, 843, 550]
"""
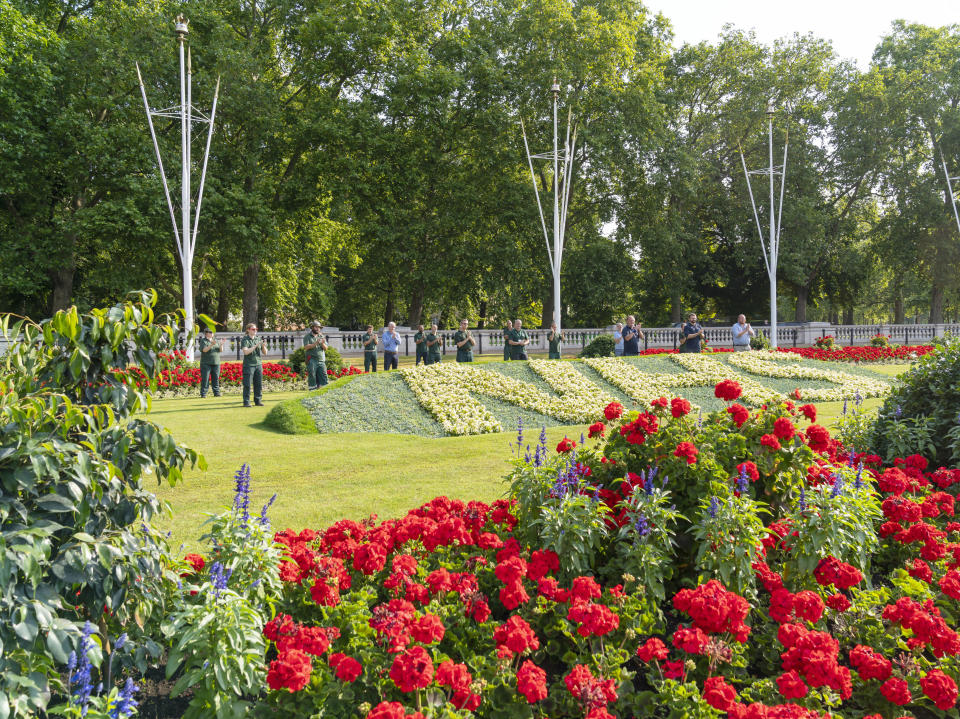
[636, 637, 669, 662]
[674, 441, 699, 464]
[328, 653, 362, 682]
[773, 416, 796, 440]
[389, 646, 434, 692]
[516, 660, 548, 703]
[702, 676, 737, 712]
[266, 649, 312, 692]
[670, 397, 692, 417]
[556, 437, 577, 453]
[715, 379, 743, 401]
[603, 402, 624, 420]
[588, 421, 606, 438]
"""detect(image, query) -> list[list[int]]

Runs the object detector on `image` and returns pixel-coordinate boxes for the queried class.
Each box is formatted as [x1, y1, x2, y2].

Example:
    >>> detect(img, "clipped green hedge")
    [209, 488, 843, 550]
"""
[263, 374, 359, 434]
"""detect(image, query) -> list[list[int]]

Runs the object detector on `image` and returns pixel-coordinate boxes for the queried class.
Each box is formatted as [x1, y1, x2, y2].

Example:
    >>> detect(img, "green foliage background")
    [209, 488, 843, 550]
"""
[3, 1, 960, 328]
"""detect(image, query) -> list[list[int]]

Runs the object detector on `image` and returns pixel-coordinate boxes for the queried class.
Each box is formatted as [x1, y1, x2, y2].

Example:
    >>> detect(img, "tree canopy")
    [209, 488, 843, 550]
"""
[2, 1, 960, 328]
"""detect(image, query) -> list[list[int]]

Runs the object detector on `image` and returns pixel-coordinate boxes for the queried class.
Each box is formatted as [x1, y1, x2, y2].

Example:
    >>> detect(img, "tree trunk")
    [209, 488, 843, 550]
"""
[216, 282, 231, 329]
[794, 286, 808, 323]
[242, 262, 259, 328]
[408, 287, 424, 327]
[49, 262, 75, 314]
[477, 299, 487, 329]
[670, 291, 682, 325]
[829, 310, 839, 324]
[930, 282, 945, 324]
[540, 287, 551, 328]
[384, 289, 395, 326]
[843, 307, 854, 325]
[894, 290, 904, 324]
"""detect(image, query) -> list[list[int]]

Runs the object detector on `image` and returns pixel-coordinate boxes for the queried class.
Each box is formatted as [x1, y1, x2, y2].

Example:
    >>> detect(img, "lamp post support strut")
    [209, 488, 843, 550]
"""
[521, 79, 576, 331]
[739, 103, 788, 349]
[137, 15, 219, 360]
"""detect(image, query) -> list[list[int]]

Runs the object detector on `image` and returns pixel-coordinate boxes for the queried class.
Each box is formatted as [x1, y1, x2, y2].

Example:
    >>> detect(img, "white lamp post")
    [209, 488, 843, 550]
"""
[136, 15, 219, 360]
[940, 149, 960, 235]
[740, 101, 788, 348]
[521, 79, 576, 331]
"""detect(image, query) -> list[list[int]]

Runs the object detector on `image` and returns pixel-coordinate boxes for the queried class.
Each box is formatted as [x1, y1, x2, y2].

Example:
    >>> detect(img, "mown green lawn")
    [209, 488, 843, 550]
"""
[148, 391, 582, 551]
[148, 361, 909, 551]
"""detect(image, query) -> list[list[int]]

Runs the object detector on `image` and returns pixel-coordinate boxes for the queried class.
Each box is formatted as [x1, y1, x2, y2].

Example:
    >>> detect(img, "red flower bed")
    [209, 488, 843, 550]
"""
[237, 381, 960, 718]
[119, 361, 300, 390]
[778, 345, 933, 362]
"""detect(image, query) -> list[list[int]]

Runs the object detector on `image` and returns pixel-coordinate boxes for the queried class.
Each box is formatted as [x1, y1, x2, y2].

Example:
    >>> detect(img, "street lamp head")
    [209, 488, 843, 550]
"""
[766, 99, 775, 117]
[551, 77, 560, 95]
[174, 15, 189, 39]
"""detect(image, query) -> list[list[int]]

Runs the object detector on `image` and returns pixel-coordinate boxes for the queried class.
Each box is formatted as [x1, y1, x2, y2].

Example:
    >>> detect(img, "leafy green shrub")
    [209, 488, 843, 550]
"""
[874, 335, 960, 464]
[578, 333, 615, 358]
[750, 329, 770, 350]
[288, 346, 306, 374]
[324, 346, 343, 372]
[163, 465, 281, 718]
[870, 334, 891, 347]
[0, 291, 203, 717]
[814, 334, 835, 349]
[289, 345, 342, 375]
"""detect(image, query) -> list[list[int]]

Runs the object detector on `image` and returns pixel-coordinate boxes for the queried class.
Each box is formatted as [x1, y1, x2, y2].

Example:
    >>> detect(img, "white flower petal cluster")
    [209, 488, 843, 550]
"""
[724, 351, 890, 401]
[400, 365, 502, 436]
[528, 359, 617, 417]
[581, 357, 703, 409]
[669, 354, 784, 406]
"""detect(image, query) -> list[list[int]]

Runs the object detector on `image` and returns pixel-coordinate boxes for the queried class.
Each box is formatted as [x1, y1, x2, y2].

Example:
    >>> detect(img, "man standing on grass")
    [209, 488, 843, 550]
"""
[240, 323, 264, 407]
[621, 315, 642, 356]
[362, 325, 378, 373]
[614, 322, 624, 356]
[198, 327, 224, 398]
[426, 323, 443, 365]
[548, 322, 564, 359]
[303, 320, 328, 390]
[454, 320, 475, 362]
[509, 319, 529, 360]
[732, 314, 754, 351]
[414, 324, 428, 365]
[382, 321, 400, 370]
[503, 321, 513, 361]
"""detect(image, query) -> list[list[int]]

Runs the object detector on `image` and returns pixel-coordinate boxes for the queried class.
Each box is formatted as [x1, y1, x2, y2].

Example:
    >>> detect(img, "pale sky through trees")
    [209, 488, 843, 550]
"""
[644, 0, 956, 66]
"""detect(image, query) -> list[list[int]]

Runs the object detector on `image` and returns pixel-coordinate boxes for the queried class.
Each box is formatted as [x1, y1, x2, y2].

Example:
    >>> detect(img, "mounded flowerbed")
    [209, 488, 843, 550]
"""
[172, 378, 960, 719]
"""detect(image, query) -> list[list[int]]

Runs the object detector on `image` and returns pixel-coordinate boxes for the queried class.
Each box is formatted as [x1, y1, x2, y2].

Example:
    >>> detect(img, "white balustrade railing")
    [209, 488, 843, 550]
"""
[171, 322, 960, 359]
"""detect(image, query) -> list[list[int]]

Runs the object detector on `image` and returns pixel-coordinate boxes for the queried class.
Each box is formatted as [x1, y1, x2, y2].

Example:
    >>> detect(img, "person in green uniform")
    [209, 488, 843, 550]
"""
[509, 319, 529, 360]
[362, 325, 378, 372]
[414, 324, 428, 366]
[503, 321, 513, 361]
[548, 322, 564, 360]
[426, 323, 443, 365]
[198, 327, 225, 397]
[454, 320, 475, 362]
[240, 323, 264, 406]
[303, 320, 328, 390]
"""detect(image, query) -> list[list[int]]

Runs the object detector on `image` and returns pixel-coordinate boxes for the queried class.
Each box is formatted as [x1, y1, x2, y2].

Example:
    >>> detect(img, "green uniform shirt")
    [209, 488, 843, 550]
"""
[426, 332, 442, 359]
[303, 332, 326, 362]
[362, 332, 377, 354]
[510, 328, 528, 359]
[503, 330, 511, 360]
[240, 335, 263, 367]
[548, 331, 563, 356]
[198, 337, 221, 366]
[414, 331, 427, 355]
[454, 330, 474, 361]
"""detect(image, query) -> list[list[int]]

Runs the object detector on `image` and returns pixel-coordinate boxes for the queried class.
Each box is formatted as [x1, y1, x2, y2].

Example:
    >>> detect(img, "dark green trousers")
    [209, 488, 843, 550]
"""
[200, 364, 221, 397]
[242, 365, 262, 405]
[307, 359, 328, 390]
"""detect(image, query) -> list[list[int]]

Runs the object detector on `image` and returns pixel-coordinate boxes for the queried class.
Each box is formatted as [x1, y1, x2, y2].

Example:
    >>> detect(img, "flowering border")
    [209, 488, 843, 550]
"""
[725, 352, 890, 401]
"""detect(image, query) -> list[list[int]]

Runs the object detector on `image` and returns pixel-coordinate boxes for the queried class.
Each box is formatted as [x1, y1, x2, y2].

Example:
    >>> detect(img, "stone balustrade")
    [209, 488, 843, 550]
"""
[167, 322, 960, 359]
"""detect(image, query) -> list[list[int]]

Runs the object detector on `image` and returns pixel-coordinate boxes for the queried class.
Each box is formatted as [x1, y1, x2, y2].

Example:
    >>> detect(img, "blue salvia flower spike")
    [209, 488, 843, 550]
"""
[233, 464, 251, 528]
[70, 621, 96, 715]
[111, 677, 139, 718]
[259, 493, 278, 526]
[709, 496, 720, 519]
